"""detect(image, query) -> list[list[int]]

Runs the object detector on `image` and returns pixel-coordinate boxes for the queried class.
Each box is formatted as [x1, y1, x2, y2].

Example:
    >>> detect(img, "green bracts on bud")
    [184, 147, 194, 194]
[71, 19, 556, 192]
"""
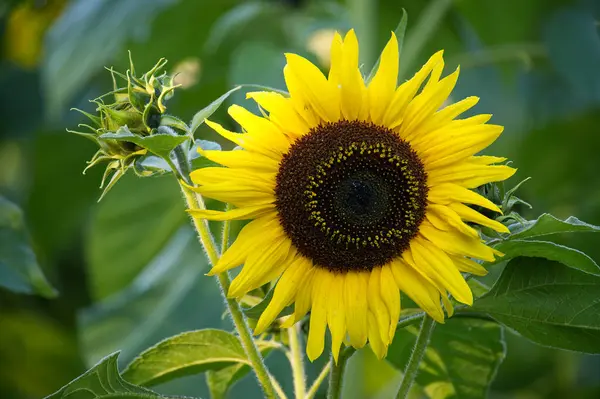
[69, 53, 187, 200]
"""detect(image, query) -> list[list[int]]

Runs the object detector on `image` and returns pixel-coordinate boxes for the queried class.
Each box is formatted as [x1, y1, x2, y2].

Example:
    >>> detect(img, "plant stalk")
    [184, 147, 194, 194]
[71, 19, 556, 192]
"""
[306, 361, 332, 399]
[180, 184, 277, 399]
[287, 324, 307, 398]
[395, 316, 436, 399]
[327, 347, 355, 399]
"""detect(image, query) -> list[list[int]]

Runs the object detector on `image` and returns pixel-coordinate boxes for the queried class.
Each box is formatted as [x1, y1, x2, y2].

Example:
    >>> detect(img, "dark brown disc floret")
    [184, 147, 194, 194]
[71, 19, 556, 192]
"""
[275, 120, 428, 272]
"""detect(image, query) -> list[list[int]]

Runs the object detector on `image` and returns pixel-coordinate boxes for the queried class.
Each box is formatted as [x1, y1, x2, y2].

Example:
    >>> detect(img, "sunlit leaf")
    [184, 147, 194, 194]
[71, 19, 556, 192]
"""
[508, 213, 600, 240]
[492, 239, 600, 276]
[44, 352, 182, 399]
[123, 329, 251, 386]
[472, 257, 600, 353]
[0, 196, 57, 298]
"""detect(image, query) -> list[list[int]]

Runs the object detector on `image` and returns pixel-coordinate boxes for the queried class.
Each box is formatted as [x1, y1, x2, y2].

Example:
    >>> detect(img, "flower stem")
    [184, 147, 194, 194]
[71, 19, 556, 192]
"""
[287, 324, 307, 398]
[180, 184, 277, 399]
[306, 360, 332, 399]
[327, 347, 355, 399]
[395, 316, 436, 399]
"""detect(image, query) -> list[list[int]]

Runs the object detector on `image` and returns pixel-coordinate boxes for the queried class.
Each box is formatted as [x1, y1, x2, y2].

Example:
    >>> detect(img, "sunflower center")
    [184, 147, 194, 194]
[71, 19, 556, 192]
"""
[275, 120, 428, 272]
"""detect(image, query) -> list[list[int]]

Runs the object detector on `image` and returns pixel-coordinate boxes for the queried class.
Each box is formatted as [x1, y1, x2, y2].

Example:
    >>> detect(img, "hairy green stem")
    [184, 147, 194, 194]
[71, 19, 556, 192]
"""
[180, 184, 277, 399]
[287, 324, 307, 398]
[306, 361, 332, 399]
[327, 347, 355, 399]
[395, 316, 436, 399]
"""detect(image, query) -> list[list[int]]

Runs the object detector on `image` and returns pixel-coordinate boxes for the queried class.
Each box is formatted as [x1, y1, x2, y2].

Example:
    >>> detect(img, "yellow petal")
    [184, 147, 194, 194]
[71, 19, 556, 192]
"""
[470, 155, 507, 165]
[328, 32, 344, 86]
[205, 119, 286, 160]
[383, 50, 444, 129]
[307, 269, 330, 361]
[390, 259, 444, 323]
[422, 125, 504, 170]
[418, 221, 496, 262]
[380, 264, 401, 342]
[339, 29, 365, 120]
[190, 166, 275, 186]
[208, 215, 281, 274]
[283, 64, 321, 128]
[282, 267, 316, 328]
[368, 311, 388, 359]
[228, 237, 293, 298]
[344, 271, 369, 348]
[368, 32, 399, 125]
[409, 239, 473, 305]
[200, 149, 279, 173]
[246, 91, 309, 137]
[427, 162, 516, 188]
[450, 255, 488, 276]
[449, 203, 510, 233]
[426, 204, 479, 238]
[255, 256, 312, 334]
[368, 267, 391, 345]
[428, 183, 502, 213]
[327, 274, 346, 363]
[189, 204, 274, 221]
[401, 67, 460, 140]
[192, 182, 274, 208]
[284, 53, 340, 122]
[416, 96, 480, 134]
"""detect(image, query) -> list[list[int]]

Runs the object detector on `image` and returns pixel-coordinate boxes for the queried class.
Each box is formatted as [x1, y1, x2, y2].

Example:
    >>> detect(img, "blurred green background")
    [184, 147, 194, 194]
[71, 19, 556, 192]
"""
[1, 0, 600, 398]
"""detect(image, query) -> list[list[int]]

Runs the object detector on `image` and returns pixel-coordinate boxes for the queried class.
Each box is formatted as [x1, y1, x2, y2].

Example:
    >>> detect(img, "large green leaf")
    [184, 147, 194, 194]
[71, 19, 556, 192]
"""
[0, 196, 56, 298]
[508, 213, 600, 240]
[472, 257, 600, 353]
[44, 352, 182, 399]
[123, 329, 252, 386]
[491, 239, 600, 276]
[86, 174, 186, 299]
[387, 318, 505, 399]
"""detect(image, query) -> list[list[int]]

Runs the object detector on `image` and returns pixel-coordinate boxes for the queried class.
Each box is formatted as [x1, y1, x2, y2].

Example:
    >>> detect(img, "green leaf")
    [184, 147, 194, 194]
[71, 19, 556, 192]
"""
[0, 196, 57, 298]
[100, 126, 188, 161]
[508, 213, 600, 240]
[471, 257, 600, 353]
[492, 239, 600, 276]
[44, 352, 182, 399]
[189, 87, 241, 135]
[123, 329, 250, 386]
[242, 287, 293, 320]
[366, 8, 407, 84]
[205, 341, 277, 399]
[387, 318, 505, 398]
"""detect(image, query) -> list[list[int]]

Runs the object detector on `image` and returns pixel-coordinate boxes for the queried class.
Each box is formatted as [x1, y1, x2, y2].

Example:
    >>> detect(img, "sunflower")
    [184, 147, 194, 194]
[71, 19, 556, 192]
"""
[189, 30, 515, 361]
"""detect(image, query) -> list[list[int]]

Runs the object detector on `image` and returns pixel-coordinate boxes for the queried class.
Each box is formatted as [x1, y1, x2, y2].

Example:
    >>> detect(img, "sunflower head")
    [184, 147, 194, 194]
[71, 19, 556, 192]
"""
[190, 29, 516, 361]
